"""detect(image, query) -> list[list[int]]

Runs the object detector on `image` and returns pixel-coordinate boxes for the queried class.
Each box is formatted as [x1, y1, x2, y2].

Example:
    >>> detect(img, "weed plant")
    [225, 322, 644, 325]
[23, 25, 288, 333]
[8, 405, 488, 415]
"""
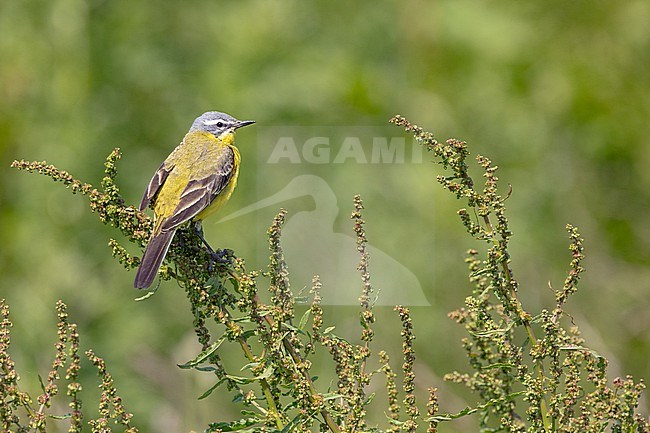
[4, 116, 648, 432]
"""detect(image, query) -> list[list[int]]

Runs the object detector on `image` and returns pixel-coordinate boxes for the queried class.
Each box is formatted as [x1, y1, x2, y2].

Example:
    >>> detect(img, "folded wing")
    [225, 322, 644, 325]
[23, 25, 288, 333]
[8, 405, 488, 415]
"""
[159, 147, 235, 232]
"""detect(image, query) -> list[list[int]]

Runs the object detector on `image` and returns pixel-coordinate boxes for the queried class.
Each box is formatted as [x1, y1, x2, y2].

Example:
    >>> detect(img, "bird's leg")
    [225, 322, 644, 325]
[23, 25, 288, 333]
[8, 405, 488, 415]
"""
[193, 221, 233, 271]
[193, 221, 215, 254]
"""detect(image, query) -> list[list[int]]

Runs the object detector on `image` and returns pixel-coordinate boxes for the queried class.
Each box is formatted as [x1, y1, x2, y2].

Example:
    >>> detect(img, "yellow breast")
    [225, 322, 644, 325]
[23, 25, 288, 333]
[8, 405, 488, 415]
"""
[195, 145, 240, 220]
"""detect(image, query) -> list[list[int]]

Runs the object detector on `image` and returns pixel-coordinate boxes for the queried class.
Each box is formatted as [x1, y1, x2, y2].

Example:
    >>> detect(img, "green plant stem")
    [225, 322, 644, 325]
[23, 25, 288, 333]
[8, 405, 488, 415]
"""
[218, 303, 284, 430]
[226, 270, 341, 433]
[481, 214, 552, 432]
[281, 336, 341, 433]
[237, 333, 284, 428]
[259, 294, 342, 433]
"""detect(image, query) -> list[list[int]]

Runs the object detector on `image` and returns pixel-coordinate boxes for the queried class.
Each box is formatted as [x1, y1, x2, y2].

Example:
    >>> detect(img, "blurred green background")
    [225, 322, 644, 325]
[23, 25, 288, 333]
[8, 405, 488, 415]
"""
[1, 0, 648, 431]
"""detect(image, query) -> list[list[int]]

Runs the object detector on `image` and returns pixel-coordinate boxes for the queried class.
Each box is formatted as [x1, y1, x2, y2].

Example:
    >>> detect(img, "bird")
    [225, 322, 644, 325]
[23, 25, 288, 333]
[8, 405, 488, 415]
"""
[133, 111, 255, 289]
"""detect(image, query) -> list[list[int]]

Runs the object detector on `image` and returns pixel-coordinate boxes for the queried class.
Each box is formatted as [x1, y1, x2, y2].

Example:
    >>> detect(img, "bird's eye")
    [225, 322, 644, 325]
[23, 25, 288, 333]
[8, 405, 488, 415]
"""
[216, 121, 224, 128]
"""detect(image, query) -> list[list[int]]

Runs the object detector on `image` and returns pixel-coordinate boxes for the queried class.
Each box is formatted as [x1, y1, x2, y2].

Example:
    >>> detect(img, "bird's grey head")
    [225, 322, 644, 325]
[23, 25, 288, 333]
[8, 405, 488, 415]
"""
[190, 111, 255, 136]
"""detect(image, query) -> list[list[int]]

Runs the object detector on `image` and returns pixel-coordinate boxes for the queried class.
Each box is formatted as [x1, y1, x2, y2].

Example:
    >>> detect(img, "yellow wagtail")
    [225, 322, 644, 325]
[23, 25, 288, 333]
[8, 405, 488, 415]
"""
[134, 111, 254, 289]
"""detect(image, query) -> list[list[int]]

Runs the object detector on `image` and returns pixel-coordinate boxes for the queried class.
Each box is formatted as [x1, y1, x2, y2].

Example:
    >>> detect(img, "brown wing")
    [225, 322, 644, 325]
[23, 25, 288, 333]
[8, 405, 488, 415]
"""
[158, 147, 235, 232]
[139, 162, 173, 211]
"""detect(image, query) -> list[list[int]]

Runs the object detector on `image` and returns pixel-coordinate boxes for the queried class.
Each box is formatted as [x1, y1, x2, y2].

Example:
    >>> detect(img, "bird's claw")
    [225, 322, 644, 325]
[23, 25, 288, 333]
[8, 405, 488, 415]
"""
[207, 248, 234, 273]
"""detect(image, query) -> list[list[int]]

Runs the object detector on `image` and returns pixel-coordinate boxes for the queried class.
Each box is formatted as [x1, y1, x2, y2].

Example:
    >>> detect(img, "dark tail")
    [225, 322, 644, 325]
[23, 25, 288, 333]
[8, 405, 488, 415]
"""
[134, 230, 176, 289]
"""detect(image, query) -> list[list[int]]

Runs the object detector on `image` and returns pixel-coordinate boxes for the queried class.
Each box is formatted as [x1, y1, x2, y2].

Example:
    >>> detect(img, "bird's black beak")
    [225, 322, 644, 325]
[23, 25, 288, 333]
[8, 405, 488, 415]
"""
[235, 120, 255, 129]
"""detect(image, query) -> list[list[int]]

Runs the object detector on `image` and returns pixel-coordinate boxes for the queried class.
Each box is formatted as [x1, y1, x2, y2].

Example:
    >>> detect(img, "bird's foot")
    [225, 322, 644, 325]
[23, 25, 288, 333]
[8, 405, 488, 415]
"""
[207, 248, 234, 273]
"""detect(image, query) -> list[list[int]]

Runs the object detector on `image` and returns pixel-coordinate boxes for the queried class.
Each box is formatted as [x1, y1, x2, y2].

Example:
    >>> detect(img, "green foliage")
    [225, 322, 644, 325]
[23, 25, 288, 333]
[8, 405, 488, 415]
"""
[4, 117, 648, 432]
[1, 299, 135, 432]
[2, 5, 649, 430]
[391, 115, 649, 433]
